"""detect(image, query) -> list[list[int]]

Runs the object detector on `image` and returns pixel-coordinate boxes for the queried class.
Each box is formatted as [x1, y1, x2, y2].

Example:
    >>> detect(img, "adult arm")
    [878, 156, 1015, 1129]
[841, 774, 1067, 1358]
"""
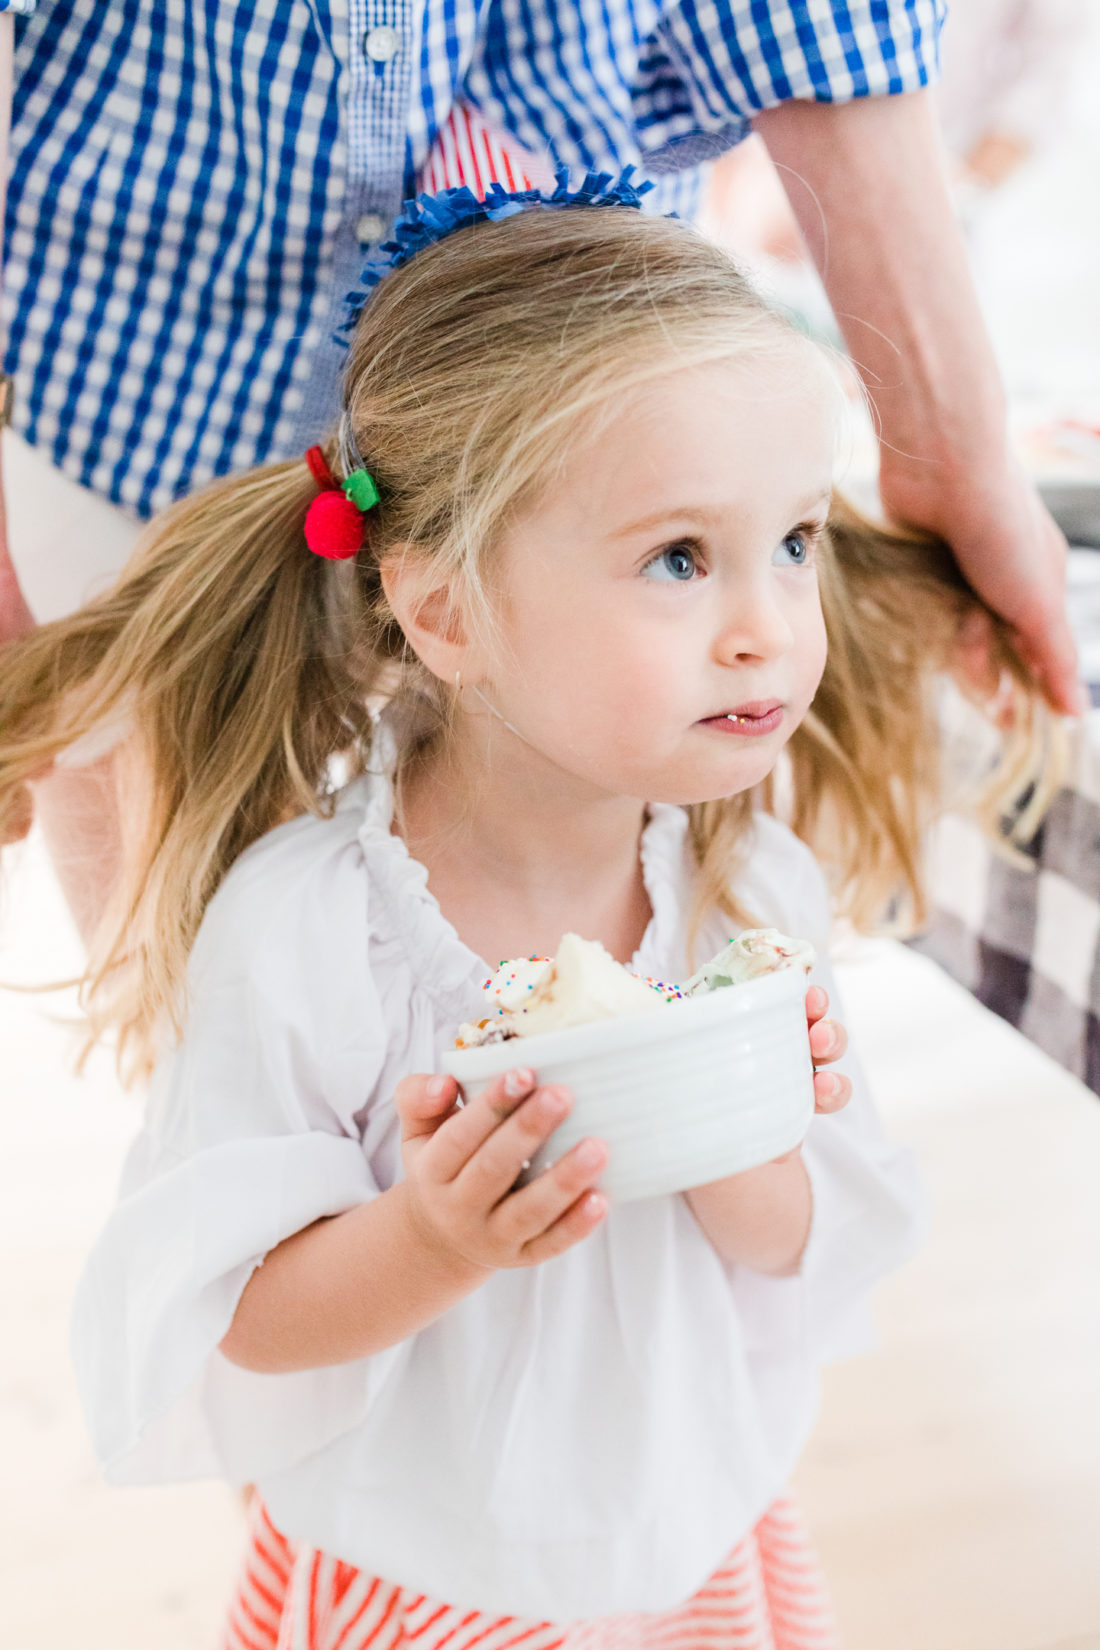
[0, 12, 125, 925]
[755, 88, 1080, 714]
[0, 11, 32, 645]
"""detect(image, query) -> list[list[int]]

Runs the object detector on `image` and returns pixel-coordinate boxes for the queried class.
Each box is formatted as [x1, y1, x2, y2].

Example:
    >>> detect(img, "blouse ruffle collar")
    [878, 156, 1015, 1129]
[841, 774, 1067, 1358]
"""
[350, 716, 693, 1013]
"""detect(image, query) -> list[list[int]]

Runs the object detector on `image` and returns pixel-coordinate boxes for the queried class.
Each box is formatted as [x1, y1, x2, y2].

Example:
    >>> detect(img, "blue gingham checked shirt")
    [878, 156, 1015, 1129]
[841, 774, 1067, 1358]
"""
[1, 0, 944, 518]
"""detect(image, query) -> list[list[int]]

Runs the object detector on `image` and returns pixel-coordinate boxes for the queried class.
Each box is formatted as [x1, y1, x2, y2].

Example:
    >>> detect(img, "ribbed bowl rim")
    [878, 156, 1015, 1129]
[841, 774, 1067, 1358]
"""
[443, 963, 807, 1081]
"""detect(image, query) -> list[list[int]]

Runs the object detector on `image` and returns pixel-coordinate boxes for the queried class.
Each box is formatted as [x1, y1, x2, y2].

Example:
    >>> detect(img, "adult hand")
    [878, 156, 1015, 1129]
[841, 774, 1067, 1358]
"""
[395, 1067, 607, 1271]
[878, 446, 1079, 716]
[756, 90, 1082, 719]
[0, 776, 34, 845]
[0, 486, 33, 645]
[0, 17, 25, 649]
[0, 483, 41, 848]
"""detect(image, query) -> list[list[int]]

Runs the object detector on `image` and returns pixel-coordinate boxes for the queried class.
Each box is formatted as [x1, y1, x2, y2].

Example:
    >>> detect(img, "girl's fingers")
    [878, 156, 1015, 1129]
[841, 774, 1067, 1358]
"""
[813, 1069, 852, 1113]
[809, 1009, 850, 1110]
[394, 1073, 461, 1145]
[492, 1135, 608, 1245]
[519, 1189, 608, 1266]
[804, 984, 828, 1028]
[453, 1083, 573, 1206]
[809, 1015, 847, 1065]
[421, 1067, 539, 1182]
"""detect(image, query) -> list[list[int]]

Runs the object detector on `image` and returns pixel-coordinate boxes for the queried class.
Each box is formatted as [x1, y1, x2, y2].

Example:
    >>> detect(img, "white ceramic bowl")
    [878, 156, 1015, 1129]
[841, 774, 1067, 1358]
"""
[442, 965, 815, 1203]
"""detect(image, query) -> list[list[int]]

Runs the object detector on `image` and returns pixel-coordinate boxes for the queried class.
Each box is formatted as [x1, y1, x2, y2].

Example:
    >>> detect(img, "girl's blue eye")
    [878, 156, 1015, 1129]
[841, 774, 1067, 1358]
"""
[642, 544, 700, 582]
[774, 531, 812, 567]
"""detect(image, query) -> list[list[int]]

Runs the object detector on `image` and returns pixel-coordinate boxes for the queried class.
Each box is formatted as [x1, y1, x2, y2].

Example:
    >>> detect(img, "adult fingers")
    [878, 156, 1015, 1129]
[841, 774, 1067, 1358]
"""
[952, 608, 1002, 701]
[1016, 607, 1084, 718]
[1, 782, 35, 847]
[0, 536, 36, 646]
[881, 462, 1082, 715]
[1008, 502, 1080, 715]
[961, 500, 1081, 715]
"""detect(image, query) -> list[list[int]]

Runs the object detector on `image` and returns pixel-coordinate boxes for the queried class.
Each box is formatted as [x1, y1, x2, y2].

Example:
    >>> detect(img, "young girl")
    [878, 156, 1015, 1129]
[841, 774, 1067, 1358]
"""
[0, 178, 1053, 1645]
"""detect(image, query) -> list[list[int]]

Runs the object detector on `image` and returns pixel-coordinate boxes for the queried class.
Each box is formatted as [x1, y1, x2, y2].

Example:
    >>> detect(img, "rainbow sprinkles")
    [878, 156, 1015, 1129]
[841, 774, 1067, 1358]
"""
[455, 929, 814, 1049]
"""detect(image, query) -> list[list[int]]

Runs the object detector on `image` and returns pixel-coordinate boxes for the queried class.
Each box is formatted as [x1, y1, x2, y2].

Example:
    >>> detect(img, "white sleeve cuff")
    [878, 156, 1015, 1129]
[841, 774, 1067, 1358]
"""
[72, 1131, 381, 1484]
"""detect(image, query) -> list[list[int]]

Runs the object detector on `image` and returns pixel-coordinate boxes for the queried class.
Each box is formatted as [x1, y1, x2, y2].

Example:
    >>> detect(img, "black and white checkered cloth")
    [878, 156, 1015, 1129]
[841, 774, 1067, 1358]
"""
[912, 549, 1100, 1093]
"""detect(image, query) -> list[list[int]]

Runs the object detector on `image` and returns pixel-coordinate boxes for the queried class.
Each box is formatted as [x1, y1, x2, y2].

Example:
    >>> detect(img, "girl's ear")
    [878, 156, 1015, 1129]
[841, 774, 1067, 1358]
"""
[380, 548, 484, 686]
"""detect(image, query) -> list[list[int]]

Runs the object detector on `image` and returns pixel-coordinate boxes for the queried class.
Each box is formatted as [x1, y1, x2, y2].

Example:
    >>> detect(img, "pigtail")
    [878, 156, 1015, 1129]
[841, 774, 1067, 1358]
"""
[0, 458, 380, 1076]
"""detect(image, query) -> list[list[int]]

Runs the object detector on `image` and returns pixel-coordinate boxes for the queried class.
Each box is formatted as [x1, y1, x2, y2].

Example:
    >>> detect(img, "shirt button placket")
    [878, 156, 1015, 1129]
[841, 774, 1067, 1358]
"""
[363, 23, 400, 63]
[355, 212, 387, 246]
[296, 3, 414, 441]
[348, 3, 412, 231]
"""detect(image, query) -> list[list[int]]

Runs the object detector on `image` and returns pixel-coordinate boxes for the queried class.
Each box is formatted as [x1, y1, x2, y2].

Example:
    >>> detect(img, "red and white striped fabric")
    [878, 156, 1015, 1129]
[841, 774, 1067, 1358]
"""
[221, 1495, 840, 1650]
[418, 104, 556, 198]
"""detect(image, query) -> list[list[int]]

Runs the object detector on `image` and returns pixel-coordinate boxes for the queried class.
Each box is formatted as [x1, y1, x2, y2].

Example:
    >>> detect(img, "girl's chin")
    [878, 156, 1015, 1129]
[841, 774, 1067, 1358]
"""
[643, 755, 782, 809]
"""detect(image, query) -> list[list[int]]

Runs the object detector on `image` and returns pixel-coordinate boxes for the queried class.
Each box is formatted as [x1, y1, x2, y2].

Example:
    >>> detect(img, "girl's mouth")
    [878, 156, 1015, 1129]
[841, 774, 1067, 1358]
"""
[697, 701, 784, 737]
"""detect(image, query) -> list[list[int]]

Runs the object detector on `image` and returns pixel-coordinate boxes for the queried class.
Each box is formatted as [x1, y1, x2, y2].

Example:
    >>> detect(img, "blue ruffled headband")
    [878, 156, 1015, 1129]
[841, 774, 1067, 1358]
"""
[323, 165, 655, 541]
[338, 164, 655, 341]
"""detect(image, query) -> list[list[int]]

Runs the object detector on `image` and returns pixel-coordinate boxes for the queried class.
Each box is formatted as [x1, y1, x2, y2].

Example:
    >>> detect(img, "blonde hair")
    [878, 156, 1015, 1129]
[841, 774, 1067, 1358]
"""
[0, 205, 1058, 1078]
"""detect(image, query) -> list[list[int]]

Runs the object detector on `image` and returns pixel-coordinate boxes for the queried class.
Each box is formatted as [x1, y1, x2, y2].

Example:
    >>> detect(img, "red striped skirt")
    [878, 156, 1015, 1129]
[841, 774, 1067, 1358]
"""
[221, 1494, 839, 1650]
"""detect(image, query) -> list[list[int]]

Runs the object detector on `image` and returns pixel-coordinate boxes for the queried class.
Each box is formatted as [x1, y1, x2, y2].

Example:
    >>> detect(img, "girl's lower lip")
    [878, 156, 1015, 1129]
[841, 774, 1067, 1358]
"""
[698, 707, 784, 737]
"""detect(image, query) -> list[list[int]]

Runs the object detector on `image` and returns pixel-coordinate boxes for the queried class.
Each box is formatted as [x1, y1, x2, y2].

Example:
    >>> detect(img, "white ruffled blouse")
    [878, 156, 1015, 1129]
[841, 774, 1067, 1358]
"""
[71, 760, 924, 1621]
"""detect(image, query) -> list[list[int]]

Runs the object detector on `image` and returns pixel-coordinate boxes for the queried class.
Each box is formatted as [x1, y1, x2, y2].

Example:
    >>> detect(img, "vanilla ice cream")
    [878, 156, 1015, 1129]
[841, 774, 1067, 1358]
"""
[455, 927, 813, 1049]
[680, 928, 816, 995]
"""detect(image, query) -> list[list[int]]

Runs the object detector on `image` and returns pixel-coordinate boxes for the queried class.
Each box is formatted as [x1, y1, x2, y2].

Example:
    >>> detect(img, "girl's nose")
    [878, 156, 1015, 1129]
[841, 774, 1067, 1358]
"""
[712, 577, 795, 665]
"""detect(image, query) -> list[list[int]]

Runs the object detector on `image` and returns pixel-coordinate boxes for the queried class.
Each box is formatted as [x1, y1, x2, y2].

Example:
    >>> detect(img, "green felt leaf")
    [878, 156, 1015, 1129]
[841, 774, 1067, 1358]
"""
[343, 468, 380, 511]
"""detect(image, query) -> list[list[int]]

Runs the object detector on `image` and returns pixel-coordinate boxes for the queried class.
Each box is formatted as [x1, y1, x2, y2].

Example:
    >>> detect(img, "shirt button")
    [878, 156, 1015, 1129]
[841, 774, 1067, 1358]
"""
[363, 25, 400, 63]
[355, 213, 387, 245]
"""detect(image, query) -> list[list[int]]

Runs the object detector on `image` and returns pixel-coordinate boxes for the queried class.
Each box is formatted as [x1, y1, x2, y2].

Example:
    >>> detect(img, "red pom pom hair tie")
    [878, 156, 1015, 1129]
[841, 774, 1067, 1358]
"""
[303, 443, 380, 560]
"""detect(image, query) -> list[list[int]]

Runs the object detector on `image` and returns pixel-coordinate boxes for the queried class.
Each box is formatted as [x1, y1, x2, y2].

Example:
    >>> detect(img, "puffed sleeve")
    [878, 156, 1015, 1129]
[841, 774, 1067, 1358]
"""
[728, 819, 927, 1365]
[71, 802, 397, 1486]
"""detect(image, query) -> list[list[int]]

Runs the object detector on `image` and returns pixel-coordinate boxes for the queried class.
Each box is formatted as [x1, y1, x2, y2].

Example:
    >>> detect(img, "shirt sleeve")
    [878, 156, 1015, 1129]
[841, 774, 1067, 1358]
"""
[727, 821, 927, 1367]
[70, 808, 396, 1487]
[0, 2, 36, 13]
[653, 0, 946, 134]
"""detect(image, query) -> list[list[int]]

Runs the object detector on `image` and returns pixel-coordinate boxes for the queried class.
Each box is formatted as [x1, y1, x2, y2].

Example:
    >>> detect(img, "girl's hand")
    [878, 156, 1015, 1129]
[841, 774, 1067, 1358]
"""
[805, 984, 851, 1115]
[395, 1068, 608, 1273]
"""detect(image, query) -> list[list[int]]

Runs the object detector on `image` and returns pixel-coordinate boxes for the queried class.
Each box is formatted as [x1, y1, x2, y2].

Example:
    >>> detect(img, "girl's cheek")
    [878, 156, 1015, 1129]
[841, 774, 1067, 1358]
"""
[796, 602, 829, 689]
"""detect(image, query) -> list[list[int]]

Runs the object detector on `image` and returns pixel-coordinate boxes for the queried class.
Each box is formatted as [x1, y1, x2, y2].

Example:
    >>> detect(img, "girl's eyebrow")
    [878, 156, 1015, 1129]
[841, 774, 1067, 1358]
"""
[792, 486, 833, 515]
[610, 504, 737, 539]
[611, 487, 832, 540]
